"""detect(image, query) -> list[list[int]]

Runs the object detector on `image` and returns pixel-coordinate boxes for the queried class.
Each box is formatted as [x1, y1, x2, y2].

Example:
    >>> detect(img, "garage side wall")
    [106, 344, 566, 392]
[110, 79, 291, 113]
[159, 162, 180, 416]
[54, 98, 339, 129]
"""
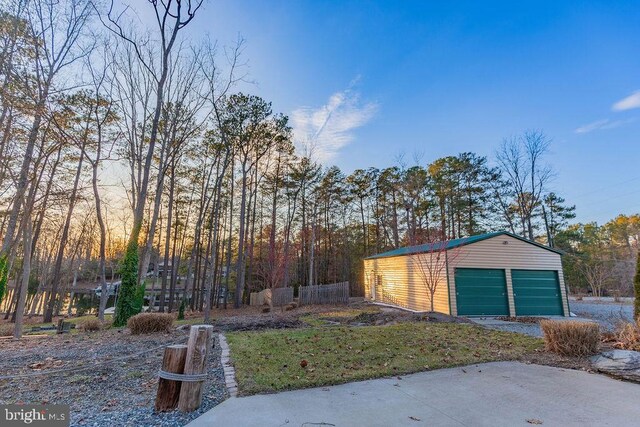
[447, 235, 569, 316]
[363, 255, 450, 314]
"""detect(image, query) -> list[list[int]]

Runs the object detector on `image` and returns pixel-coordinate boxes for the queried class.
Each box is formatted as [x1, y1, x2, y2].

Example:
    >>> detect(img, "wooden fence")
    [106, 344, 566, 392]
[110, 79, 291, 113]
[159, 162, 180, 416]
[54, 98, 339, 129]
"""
[298, 282, 350, 305]
[249, 287, 294, 307]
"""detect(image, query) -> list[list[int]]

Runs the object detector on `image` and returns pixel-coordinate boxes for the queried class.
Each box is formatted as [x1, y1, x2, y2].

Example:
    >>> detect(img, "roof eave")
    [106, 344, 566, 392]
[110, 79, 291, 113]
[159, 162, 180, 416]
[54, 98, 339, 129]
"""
[364, 231, 563, 260]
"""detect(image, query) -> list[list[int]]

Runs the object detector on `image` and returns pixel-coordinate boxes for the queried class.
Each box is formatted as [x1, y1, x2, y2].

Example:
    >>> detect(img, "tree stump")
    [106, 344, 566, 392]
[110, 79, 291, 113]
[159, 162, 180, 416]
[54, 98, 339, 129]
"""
[178, 325, 214, 412]
[155, 344, 188, 412]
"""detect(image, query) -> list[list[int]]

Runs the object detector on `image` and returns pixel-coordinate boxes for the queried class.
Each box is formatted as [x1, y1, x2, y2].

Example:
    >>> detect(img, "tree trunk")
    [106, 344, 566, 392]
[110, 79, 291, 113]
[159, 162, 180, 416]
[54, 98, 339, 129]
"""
[44, 137, 86, 323]
[160, 167, 176, 312]
[234, 168, 249, 308]
[13, 218, 33, 339]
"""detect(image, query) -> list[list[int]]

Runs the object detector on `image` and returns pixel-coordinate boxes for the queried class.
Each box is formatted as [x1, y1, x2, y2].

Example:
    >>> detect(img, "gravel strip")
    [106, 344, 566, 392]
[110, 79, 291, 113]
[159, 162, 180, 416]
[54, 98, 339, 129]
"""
[0, 328, 227, 427]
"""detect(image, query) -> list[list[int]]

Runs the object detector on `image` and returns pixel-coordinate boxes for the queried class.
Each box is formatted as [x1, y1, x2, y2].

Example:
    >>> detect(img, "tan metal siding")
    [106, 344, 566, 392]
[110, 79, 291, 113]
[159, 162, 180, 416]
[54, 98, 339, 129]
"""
[447, 235, 568, 316]
[363, 255, 450, 313]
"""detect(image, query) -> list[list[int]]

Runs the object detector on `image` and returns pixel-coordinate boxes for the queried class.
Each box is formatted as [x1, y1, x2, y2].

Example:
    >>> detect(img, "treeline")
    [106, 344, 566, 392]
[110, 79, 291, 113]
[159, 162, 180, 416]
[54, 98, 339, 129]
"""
[556, 215, 640, 297]
[0, 0, 588, 337]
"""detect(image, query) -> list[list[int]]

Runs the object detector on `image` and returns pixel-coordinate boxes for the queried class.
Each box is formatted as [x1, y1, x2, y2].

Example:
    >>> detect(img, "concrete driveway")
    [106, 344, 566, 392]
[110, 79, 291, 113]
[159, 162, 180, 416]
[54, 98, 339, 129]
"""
[188, 362, 640, 427]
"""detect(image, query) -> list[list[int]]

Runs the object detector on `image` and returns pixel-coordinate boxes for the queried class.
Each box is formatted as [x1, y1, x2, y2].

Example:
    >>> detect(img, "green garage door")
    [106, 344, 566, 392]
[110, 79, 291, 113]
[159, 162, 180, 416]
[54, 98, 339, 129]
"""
[455, 268, 509, 316]
[512, 270, 563, 316]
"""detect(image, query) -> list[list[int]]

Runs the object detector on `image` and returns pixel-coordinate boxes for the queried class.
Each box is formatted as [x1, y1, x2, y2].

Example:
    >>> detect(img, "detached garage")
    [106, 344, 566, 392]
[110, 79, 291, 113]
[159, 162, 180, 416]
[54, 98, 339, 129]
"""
[363, 231, 569, 317]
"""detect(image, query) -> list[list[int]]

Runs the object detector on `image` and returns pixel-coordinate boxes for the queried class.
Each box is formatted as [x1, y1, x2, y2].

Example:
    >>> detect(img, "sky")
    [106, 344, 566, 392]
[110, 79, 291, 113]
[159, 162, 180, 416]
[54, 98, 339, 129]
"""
[174, 0, 639, 224]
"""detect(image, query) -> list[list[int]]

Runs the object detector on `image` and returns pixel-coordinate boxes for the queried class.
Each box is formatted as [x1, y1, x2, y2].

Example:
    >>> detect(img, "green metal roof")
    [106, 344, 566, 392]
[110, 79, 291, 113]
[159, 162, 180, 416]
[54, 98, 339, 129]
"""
[364, 231, 562, 260]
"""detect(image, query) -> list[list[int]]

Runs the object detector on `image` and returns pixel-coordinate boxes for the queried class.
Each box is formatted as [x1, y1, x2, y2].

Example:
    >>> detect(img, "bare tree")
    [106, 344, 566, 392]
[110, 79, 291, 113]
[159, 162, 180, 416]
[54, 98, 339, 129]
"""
[1, 0, 92, 271]
[82, 46, 119, 321]
[495, 130, 552, 240]
[104, 0, 203, 240]
[102, 0, 204, 325]
[411, 239, 464, 312]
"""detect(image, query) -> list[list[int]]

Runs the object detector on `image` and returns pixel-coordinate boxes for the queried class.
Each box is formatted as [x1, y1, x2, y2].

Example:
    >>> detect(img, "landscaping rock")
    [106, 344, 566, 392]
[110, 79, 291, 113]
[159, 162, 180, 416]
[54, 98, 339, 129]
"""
[591, 350, 640, 381]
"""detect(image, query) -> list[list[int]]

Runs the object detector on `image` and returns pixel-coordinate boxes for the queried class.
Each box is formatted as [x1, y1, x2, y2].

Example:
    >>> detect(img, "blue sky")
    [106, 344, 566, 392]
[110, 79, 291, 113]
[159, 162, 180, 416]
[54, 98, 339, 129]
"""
[188, 0, 640, 224]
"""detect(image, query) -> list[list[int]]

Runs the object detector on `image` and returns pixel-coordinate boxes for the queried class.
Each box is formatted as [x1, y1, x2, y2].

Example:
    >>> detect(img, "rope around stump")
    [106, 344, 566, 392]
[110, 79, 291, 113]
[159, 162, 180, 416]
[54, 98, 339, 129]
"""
[158, 370, 207, 382]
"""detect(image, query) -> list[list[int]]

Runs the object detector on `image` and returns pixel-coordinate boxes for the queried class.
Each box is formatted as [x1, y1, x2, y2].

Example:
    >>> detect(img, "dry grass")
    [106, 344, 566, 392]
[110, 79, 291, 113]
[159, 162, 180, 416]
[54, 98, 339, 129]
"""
[127, 313, 174, 334]
[614, 322, 640, 350]
[0, 324, 12, 337]
[540, 320, 600, 356]
[604, 317, 640, 351]
[78, 317, 103, 332]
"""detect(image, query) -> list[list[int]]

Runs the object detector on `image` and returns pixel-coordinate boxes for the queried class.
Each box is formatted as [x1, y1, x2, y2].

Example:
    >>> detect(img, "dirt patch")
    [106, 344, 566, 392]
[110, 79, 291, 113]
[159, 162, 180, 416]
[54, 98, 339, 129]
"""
[518, 349, 594, 372]
[214, 315, 304, 332]
[210, 303, 379, 331]
[321, 309, 472, 326]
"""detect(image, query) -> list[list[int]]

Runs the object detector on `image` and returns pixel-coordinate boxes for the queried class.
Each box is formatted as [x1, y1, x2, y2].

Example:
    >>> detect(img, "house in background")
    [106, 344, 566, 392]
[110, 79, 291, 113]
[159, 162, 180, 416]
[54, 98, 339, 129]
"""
[363, 231, 569, 317]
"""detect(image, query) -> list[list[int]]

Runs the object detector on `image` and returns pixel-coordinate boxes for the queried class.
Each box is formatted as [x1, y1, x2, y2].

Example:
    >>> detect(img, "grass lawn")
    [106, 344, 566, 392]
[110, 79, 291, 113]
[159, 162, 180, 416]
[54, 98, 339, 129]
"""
[226, 322, 543, 395]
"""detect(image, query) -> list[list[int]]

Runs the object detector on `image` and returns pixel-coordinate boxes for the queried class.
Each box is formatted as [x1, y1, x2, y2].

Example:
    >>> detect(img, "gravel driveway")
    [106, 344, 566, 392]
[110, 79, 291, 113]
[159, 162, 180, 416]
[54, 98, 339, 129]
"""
[569, 300, 634, 330]
[470, 298, 636, 337]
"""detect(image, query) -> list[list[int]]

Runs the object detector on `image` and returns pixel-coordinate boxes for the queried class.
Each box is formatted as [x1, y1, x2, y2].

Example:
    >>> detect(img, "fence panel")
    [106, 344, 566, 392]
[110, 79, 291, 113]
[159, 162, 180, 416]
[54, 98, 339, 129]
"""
[250, 287, 293, 306]
[298, 282, 350, 305]
[269, 287, 294, 307]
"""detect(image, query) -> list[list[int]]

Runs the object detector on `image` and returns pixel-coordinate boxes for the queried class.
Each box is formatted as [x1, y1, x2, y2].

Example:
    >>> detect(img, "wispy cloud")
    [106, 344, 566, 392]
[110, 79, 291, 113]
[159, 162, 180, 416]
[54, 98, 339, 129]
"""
[291, 83, 378, 163]
[575, 117, 636, 134]
[612, 91, 640, 111]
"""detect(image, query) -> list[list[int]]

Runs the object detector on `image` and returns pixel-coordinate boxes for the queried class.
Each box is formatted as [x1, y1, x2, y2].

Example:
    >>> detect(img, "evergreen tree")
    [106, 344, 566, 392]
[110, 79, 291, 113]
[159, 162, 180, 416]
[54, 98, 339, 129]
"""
[113, 241, 142, 327]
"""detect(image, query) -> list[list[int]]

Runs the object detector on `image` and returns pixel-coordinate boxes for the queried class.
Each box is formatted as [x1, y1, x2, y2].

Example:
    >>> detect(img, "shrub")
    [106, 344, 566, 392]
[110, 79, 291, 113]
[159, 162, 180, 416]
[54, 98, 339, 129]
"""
[78, 317, 103, 332]
[540, 320, 600, 356]
[0, 324, 13, 337]
[127, 313, 174, 334]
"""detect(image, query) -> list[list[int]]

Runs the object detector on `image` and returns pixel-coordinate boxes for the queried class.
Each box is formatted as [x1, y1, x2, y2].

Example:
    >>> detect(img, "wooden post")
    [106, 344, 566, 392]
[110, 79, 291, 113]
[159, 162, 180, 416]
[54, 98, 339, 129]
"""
[178, 325, 214, 412]
[56, 319, 64, 334]
[155, 344, 188, 412]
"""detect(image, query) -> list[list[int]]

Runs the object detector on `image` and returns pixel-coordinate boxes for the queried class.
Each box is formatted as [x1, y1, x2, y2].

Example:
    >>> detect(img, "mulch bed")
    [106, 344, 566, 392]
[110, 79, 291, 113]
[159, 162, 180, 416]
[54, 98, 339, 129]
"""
[213, 315, 305, 332]
[208, 303, 374, 331]
[323, 310, 473, 326]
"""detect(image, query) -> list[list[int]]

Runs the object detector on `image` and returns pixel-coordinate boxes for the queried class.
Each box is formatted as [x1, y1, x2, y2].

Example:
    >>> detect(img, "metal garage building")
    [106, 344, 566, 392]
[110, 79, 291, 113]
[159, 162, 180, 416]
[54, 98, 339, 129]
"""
[363, 231, 569, 317]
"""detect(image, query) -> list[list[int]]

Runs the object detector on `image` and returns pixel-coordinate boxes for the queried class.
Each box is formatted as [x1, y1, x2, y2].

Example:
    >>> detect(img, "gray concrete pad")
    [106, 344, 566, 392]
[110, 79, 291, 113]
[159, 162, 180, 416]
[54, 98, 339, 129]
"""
[187, 361, 640, 427]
